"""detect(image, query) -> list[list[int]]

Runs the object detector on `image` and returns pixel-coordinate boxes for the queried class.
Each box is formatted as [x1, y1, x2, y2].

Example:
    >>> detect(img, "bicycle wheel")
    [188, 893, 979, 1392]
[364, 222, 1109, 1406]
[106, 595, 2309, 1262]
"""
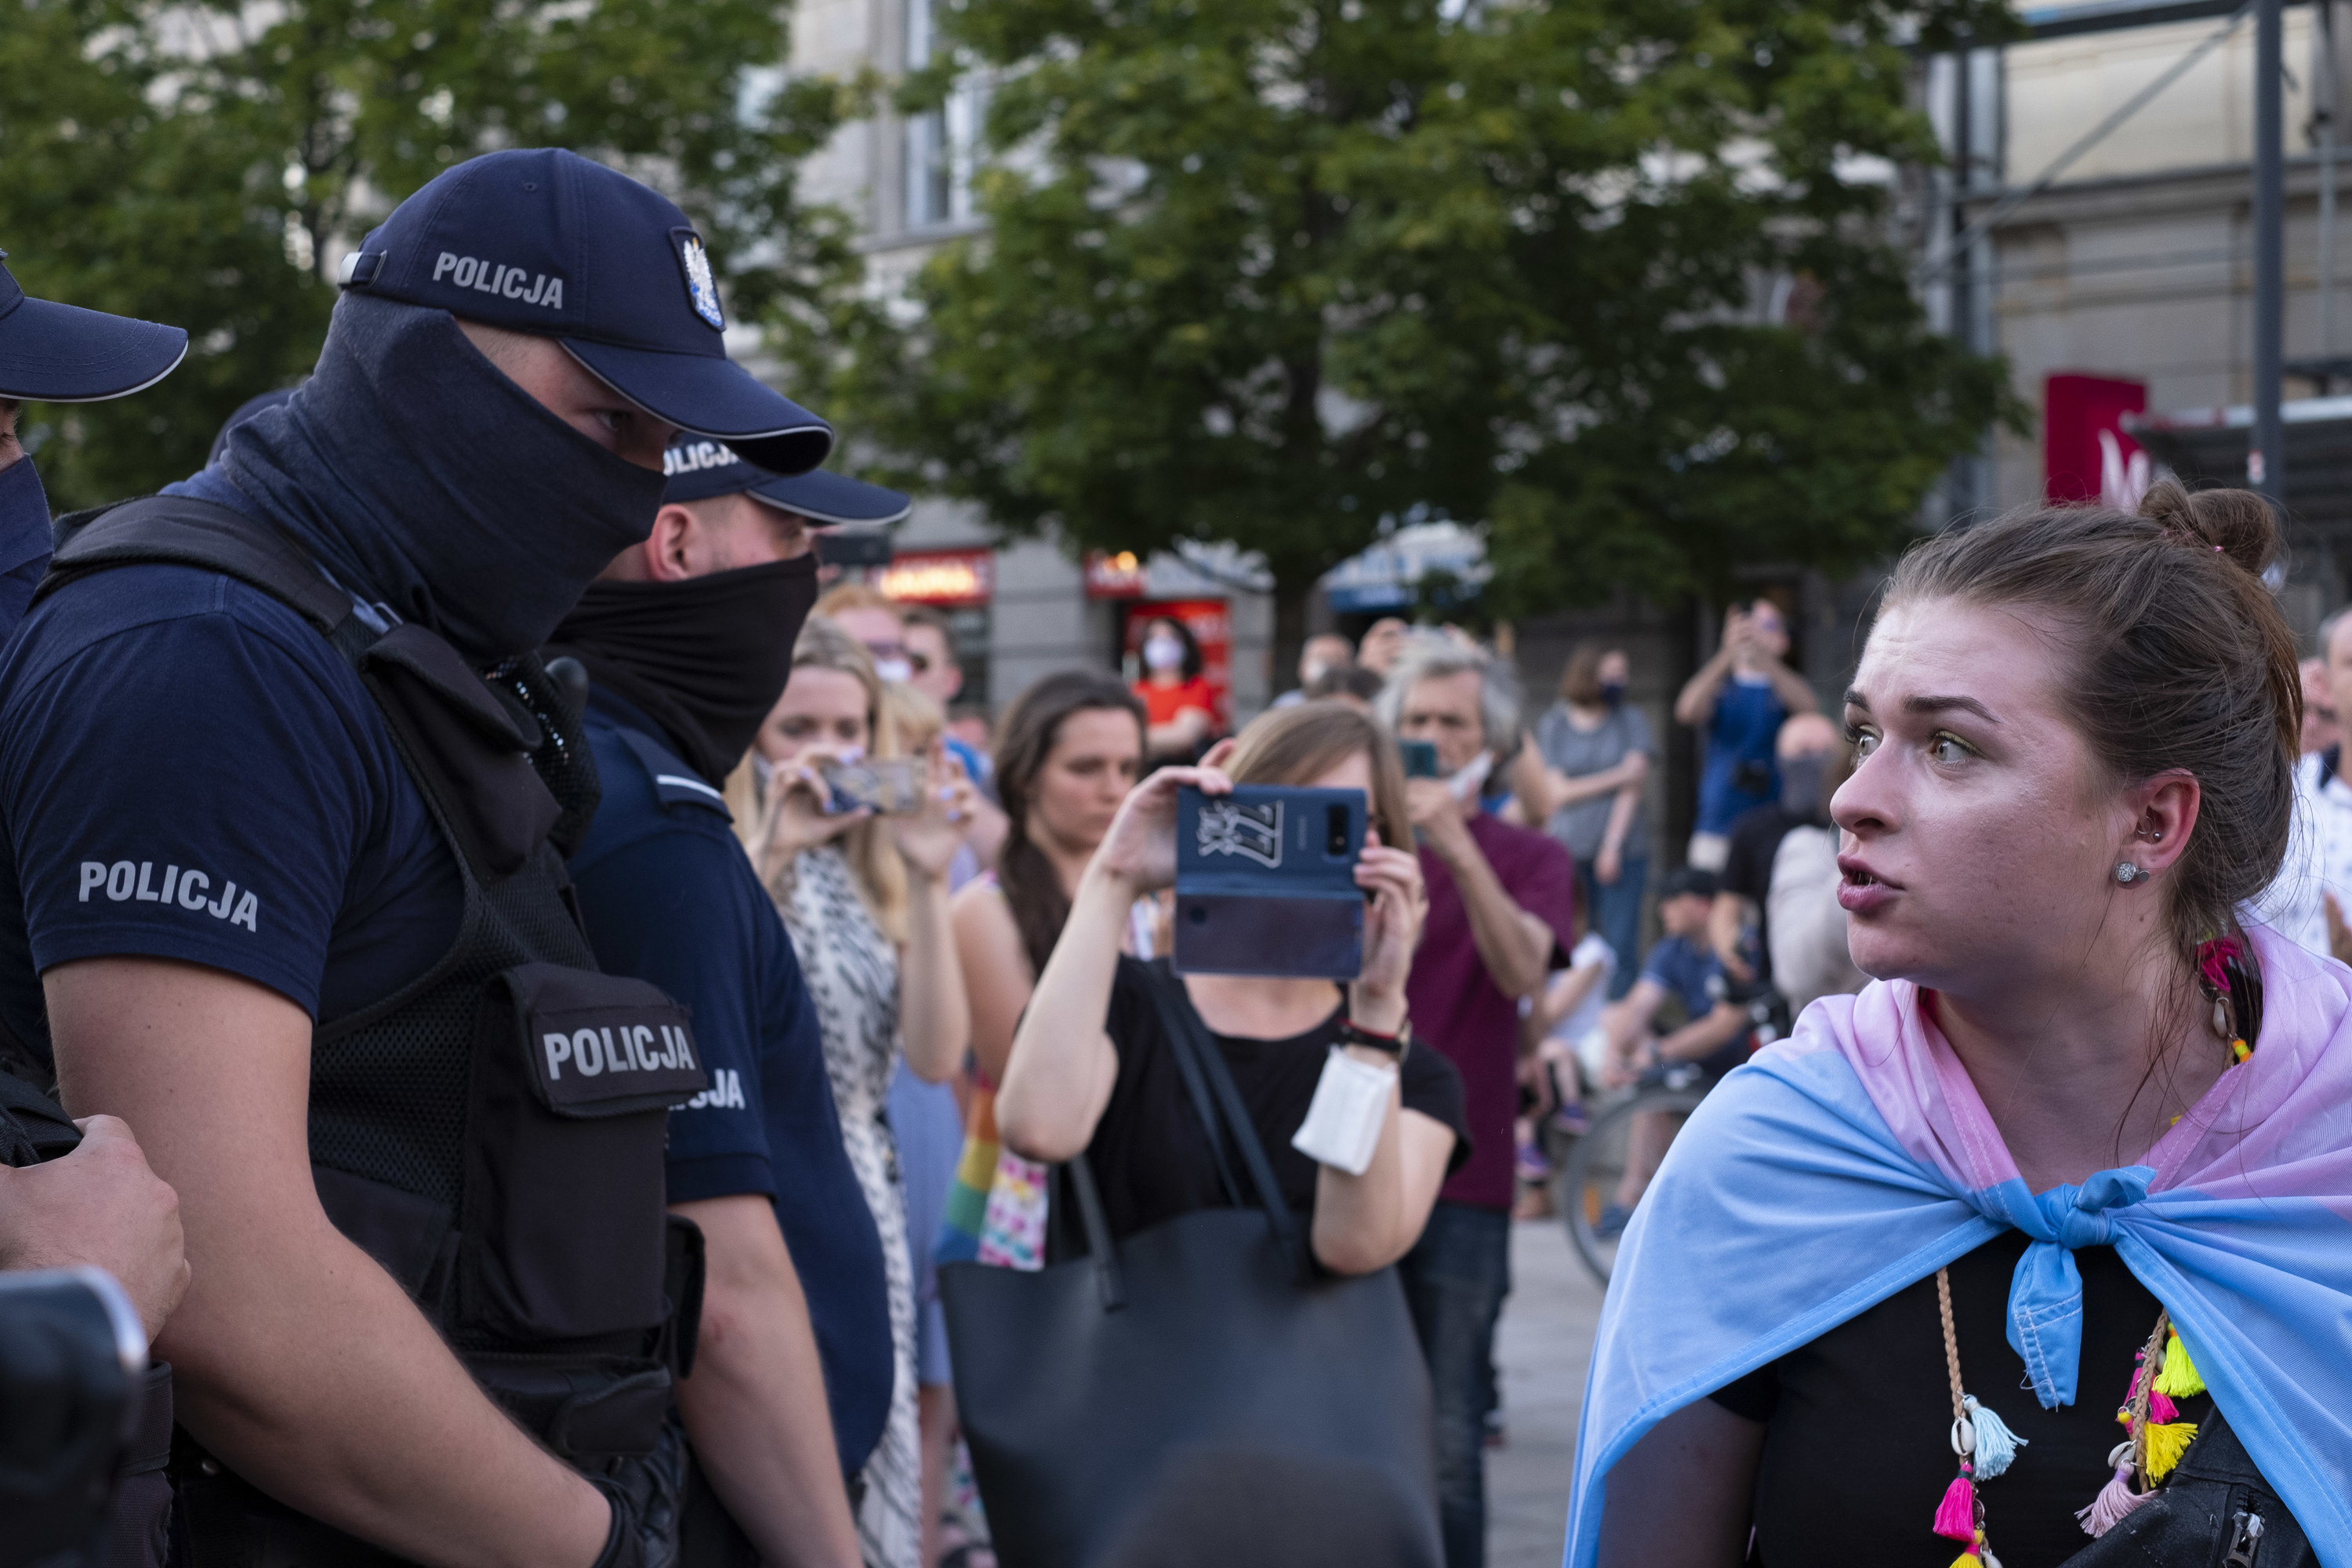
[1561, 1085, 1706, 1285]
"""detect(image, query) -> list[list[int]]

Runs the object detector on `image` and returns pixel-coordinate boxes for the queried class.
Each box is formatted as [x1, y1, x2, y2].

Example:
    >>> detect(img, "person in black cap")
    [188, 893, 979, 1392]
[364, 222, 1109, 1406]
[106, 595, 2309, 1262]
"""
[1593, 865, 1757, 1232]
[0, 149, 829, 1568]
[0, 252, 187, 636]
[546, 438, 910, 1568]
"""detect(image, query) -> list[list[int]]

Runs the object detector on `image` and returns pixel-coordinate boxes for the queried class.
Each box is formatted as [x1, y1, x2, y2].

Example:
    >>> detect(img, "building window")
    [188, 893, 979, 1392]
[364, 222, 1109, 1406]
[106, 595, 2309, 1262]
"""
[905, 0, 981, 229]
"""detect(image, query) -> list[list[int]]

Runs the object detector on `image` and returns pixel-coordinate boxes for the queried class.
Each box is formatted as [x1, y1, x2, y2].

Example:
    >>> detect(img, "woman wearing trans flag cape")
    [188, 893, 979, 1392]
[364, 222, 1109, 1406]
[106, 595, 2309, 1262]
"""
[1571, 484, 2350, 1568]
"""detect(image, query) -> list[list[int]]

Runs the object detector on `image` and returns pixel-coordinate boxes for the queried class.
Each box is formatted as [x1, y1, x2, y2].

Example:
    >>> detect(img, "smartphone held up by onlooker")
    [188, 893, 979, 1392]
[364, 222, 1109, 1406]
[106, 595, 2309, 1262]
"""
[1172, 783, 1367, 980]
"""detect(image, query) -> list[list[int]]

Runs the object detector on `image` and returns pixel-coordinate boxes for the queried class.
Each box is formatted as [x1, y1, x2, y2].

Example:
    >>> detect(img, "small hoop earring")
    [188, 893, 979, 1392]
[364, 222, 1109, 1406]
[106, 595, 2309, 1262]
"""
[2115, 861, 2143, 884]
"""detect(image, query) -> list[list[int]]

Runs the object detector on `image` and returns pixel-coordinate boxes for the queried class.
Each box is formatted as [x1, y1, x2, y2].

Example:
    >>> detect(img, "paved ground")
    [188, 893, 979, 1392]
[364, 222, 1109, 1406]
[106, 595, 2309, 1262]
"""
[1486, 1218, 1607, 1568]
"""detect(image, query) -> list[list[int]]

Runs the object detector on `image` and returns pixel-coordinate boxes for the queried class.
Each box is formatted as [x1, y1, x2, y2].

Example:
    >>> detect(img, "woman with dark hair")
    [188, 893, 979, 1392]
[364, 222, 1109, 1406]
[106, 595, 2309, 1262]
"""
[946, 672, 1151, 1271]
[999, 702, 1469, 1274]
[1134, 613, 1218, 763]
[1573, 484, 2350, 1568]
[1534, 642, 1653, 996]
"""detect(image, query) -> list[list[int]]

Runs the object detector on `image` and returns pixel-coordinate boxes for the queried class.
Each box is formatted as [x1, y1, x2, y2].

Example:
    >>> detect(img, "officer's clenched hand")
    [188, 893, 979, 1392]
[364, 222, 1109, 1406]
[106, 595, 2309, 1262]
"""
[0, 1113, 191, 1336]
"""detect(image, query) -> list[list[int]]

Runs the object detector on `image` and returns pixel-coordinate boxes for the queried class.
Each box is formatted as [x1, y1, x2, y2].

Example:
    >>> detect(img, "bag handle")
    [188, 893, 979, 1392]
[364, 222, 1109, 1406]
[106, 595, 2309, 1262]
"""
[1062, 1153, 1127, 1311]
[1142, 965, 1311, 1283]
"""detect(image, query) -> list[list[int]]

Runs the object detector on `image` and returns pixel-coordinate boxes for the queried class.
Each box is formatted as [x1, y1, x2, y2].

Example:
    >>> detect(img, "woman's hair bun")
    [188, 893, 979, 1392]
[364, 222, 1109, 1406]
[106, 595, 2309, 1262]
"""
[2136, 477, 2278, 577]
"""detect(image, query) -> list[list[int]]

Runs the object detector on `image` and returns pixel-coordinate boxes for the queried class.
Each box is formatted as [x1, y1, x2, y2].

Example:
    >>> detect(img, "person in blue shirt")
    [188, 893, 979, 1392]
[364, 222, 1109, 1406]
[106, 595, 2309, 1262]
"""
[1594, 867, 1757, 1235]
[0, 151, 833, 1568]
[1672, 599, 1819, 871]
[550, 436, 912, 1568]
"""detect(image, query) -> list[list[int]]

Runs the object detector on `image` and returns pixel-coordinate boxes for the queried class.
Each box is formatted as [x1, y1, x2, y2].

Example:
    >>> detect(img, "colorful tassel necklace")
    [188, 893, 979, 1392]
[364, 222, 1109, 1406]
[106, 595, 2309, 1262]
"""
[1931, 1266, 2028, 1568]
[2077, 1309, 2208, 1535]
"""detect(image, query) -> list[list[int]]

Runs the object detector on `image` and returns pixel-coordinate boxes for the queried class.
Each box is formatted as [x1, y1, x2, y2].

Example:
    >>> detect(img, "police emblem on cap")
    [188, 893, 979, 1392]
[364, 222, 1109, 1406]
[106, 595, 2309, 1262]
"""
[674, 230, 724, 331]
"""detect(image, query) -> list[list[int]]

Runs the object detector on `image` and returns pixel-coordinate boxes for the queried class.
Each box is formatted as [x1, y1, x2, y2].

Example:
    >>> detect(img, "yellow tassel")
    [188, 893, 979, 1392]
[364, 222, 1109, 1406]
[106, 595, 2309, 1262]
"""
[2154, 1330, 2206, 1399]
[2143, 1420, 2198, 1479]
[1946, 1554, 1982, 1568]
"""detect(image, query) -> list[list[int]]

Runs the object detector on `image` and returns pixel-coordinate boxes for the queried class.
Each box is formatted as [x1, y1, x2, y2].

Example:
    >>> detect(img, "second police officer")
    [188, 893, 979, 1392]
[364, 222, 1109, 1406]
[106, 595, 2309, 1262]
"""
[0, 150, 832, 1567]
[546, 438, 914, 1567]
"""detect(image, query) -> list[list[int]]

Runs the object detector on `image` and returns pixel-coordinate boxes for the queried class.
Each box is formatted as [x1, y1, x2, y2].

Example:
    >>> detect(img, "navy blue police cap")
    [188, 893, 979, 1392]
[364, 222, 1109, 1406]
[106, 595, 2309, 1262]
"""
[662, 436, 912, 526]
[0, 252, 187, 402]
[336, 150, 833, 475]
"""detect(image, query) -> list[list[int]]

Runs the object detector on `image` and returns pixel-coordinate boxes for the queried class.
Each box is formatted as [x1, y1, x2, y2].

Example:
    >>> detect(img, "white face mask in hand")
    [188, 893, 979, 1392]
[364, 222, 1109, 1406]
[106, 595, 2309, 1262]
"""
[1292, 1047, 1397, 1176]
[1142, 634, 1186, 673]
[1446, 751, 1494, 803]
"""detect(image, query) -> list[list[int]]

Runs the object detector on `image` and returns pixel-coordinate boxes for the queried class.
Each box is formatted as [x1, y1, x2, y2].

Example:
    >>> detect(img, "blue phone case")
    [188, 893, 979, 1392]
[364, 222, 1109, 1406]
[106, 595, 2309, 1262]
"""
[1173, 784, 1367, 979]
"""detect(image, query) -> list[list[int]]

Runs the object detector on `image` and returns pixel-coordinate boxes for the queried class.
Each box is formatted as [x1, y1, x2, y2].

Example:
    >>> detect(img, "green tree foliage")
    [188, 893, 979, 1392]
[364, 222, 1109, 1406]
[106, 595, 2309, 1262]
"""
[781, 0, 2020, 637]
[2, 0, 860, 509]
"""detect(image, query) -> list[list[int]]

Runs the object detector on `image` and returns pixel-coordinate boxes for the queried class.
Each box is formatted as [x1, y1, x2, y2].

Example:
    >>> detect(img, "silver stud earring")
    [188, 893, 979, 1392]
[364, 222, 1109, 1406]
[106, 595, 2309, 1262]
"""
[2115, 861, 2143, 884]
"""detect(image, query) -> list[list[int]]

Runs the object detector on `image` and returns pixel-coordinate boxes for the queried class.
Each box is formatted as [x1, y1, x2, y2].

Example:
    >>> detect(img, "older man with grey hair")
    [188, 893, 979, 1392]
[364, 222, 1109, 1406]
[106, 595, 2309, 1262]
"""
[1375, 637, 1574, 1568]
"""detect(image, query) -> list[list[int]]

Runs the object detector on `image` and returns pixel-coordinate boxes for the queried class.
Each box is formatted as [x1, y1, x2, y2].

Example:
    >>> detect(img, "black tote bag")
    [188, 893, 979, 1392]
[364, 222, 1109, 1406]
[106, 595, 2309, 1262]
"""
[938, 970, 1444, 1568]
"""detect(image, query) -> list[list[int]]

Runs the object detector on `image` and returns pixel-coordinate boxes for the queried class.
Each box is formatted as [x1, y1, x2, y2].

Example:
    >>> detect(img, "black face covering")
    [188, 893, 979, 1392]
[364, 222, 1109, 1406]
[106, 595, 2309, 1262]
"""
[221, 293, 666, 662]
[545, 554, 820, 786]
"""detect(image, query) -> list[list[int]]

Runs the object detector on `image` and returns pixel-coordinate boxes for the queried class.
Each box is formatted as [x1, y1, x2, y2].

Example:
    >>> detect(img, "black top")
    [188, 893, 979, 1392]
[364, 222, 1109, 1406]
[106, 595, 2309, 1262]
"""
[1050, 957, 1471, 1260]
[1720, 801, 1809, 987]
[1710, 1231, 2211, 1568]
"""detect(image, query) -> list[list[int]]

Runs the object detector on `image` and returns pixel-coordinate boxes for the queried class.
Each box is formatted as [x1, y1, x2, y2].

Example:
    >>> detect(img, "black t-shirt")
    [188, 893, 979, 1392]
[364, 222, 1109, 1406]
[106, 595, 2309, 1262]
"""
[1720, 802, 1808, 988]
[1051, 956, 1471, 1258]
[1710, 1230, 2212, 1568]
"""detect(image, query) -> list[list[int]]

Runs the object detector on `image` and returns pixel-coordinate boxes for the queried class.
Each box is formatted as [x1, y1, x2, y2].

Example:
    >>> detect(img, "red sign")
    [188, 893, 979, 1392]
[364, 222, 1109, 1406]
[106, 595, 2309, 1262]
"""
[1126, 597, 1232, 730]
[1084, 550, 1147, 598]
[879, 547, 993, 608]
[2045, 373, 2150, 510]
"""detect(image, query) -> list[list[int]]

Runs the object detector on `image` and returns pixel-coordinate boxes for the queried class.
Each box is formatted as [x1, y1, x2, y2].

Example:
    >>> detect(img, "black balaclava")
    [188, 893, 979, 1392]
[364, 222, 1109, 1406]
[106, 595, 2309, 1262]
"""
[222, 292, 665, 662]
[546, 554, 820, 786]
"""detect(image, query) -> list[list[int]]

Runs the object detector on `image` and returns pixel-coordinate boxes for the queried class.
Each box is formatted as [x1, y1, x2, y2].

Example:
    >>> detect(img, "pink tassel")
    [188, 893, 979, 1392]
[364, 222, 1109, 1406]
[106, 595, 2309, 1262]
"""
[1933, 1470, 1977, 1541]
[2149, 1389, 2179, 1425]
[2196, 936, 2242, 990]
[2076, 1466, 2154, 1537]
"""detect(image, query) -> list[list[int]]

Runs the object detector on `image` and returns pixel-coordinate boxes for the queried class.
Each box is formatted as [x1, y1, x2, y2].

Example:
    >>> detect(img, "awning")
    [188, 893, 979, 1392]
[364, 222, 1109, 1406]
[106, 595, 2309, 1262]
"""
[1320, 521, 1489, 613]
[2124, 397, 2352, 552]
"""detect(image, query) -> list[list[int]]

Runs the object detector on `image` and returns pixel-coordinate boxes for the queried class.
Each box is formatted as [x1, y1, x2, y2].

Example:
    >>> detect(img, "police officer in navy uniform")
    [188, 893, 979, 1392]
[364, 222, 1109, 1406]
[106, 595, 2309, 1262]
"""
[546, 440, 915, 1568]
[0, 150, 830, 1568]
[0, 251, 187, 638]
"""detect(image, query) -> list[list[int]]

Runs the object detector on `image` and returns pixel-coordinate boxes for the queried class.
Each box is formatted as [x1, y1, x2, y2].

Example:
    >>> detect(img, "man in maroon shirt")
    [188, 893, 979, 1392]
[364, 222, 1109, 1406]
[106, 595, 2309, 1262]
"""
[1381, 642, 1576, 1568]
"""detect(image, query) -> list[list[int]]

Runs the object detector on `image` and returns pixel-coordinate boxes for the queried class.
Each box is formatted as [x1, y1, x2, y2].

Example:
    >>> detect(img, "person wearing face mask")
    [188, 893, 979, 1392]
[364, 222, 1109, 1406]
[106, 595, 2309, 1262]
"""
[1707, 713, 1864, 1015]
[1133, 614, 1219, 763]
[735, 619, 976, 1568]
[1272, 633, 1358, 709]
[548, 437, 901, 1568]
[0, 253, 187, 637]
[0, 149, 833, 1568]
[1533, 643, 1652, 998]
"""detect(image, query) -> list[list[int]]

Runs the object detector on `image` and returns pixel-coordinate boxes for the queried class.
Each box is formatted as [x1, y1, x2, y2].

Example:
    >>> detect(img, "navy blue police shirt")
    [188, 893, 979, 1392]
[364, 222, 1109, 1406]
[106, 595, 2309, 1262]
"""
[0, 469, 460, 1059]
[568, 688, 892, 1476]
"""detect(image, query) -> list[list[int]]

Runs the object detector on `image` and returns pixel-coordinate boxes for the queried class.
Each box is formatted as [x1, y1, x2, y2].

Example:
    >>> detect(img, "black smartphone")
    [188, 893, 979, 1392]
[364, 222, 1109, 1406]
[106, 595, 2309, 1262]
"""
[1173, 784, 1367, 979]
[1399, 739, 1441, 779]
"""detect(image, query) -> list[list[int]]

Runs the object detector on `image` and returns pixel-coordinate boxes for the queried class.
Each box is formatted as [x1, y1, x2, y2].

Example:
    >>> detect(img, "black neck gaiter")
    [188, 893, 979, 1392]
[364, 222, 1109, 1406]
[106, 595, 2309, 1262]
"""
[221, 293, 665, 662]
[546, 554, 820, 786]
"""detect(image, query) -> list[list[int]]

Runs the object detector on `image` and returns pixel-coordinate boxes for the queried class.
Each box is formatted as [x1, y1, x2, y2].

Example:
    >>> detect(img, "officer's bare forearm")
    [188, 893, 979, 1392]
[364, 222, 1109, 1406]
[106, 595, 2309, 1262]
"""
[46, 956, 610, 1568]
[673, 1196, 860, 1568]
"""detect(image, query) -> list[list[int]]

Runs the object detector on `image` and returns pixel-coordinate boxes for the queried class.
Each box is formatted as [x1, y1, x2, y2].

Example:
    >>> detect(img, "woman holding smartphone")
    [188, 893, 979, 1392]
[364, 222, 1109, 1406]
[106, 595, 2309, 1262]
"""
[739, 615, 975, 1568]
[996, 702, 1468, 1274]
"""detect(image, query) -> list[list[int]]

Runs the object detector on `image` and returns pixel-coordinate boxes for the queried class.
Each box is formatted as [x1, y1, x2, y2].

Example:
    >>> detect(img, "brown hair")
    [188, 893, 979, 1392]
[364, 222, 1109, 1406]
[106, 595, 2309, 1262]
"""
[994, 671, 1149, 974]
[1883, 480, 2299, 967]
[1559, 641, 1615, 706]
[1223, 701, 1414, 853]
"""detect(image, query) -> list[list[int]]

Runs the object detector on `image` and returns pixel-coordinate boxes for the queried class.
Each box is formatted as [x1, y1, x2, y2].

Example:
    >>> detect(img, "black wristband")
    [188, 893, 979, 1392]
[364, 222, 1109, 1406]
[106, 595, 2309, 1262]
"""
[1340, 1018, 1412, 1063]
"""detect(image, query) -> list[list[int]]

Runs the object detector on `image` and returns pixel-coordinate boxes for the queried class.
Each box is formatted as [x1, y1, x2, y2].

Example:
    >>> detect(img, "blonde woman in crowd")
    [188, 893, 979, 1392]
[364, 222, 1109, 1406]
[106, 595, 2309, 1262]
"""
[731, 615, 976, 1568]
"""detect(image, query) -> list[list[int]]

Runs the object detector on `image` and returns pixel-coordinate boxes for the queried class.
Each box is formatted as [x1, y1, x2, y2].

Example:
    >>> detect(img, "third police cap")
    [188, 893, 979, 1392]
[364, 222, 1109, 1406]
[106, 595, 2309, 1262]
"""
[336, 149, 833, 474]
[662, 436, 911, 526]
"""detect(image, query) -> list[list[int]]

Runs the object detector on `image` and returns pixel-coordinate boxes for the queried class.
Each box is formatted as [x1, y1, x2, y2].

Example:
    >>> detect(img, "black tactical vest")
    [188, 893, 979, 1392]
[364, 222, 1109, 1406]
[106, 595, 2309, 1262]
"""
[37, 497, 707, 1473]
